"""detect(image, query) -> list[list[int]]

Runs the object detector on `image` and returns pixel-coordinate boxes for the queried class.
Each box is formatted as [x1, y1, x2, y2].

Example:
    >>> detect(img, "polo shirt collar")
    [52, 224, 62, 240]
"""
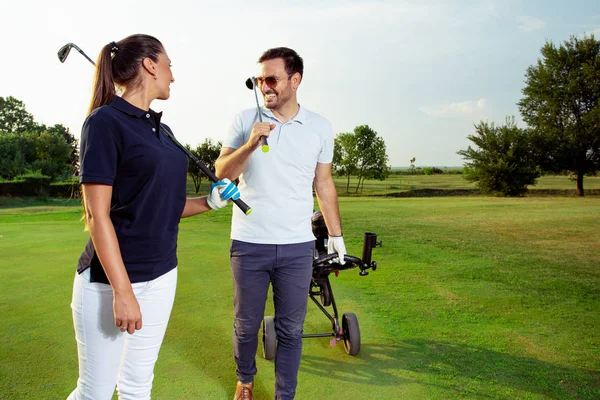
[109, 96, 161, 119]
[262, 104, 305, 124]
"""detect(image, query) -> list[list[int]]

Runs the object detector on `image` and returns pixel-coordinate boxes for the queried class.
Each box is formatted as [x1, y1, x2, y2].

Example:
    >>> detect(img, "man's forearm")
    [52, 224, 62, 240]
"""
[215, 145, 254, 180]
[315, 180, 342, 236]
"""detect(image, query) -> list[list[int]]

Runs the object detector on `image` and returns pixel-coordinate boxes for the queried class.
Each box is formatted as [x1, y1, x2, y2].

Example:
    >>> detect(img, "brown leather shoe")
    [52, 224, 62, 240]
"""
[233, 381, 253, 400]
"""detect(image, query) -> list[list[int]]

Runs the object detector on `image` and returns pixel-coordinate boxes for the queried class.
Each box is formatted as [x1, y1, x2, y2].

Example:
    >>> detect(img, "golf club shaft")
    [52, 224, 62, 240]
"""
[252, 86, 269, 151]
[75, 47, 95, 66]
[160, 127, 251, 215]
[59, 42, 251, 215]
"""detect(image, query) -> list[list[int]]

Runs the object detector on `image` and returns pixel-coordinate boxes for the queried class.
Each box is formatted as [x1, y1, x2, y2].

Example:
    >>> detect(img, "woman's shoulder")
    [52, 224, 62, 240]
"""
[86, 104, 116, 123]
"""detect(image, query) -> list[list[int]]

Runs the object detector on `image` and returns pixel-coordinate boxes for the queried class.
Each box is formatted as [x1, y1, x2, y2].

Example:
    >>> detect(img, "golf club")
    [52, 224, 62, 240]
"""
[245, 77, 269, 153]
[57, 43, 95, 66]
[57, 42, 251, 215]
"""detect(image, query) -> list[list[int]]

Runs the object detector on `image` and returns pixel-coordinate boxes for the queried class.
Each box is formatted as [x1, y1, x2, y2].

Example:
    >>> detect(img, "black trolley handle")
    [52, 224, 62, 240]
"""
[160, 125, 252, 215]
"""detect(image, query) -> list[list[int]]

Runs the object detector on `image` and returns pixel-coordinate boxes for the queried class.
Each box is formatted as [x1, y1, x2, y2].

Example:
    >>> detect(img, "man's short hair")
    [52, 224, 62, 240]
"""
[258, 47, 304, 79]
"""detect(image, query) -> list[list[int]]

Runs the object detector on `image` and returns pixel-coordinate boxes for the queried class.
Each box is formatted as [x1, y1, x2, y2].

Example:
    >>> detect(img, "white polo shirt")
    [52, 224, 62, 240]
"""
[223, 105, 334, 244]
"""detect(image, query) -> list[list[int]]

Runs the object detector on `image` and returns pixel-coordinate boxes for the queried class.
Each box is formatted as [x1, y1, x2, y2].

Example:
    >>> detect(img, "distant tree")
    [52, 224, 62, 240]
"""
[0, 133, 26, 180]
[333, 132, 359, 193]
[518, 34, 600, 196]
[186, 138, 222, 193]
[353, 125, 390, 193]
[0, 96, 37, 133]
[46, 124, 79, 175]
[0, 130, 72, 180]
[0, 97, 77, 180]
[409, 157, 416, 174]
[32, 131, 73, 178]
[457, 118, 541, 196]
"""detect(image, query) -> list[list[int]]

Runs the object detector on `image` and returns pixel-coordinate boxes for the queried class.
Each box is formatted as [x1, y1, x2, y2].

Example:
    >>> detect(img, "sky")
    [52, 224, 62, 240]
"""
[2, 0, 599, 167]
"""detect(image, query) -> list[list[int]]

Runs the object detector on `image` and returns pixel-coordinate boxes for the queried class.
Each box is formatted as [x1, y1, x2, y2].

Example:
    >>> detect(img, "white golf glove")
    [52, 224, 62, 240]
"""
[207, 178, 240, 210]
[327, 235, 346, 265]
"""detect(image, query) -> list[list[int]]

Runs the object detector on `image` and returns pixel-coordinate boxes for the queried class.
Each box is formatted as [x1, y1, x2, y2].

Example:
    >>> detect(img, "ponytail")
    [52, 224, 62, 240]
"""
[88, 44, 118, 115]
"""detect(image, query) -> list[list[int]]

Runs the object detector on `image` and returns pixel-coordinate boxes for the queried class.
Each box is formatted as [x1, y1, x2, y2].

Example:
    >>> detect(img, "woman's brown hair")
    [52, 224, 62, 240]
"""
[87, 34, 164, 114]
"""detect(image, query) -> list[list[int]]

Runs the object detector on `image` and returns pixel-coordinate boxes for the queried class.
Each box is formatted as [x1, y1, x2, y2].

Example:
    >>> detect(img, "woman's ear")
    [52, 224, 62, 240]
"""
[142, 57, 156, 78]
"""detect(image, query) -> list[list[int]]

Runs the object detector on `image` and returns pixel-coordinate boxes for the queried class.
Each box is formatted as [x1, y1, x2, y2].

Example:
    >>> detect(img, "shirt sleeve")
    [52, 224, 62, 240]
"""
[318, 120, 334, 164]
[222, 112, 246, 149]
[79, 113, 121, 185]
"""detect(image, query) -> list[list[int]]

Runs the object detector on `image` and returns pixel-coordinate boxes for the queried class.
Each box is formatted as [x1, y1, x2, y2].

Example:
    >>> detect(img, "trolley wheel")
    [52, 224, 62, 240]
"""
[320, 283, 331, 307]
[342, 312, 361, 356]
[262, 316, 276, 360]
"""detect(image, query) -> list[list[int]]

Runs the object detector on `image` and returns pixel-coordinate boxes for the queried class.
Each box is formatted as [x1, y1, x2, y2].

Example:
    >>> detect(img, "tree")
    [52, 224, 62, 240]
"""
[518, 34, 600, 196]
[333, 132, 358, 193]
[46, 124, 79, 175]
[0, 97, 77, 180]
[457, 118, 541, 196]
[409, 157, 416, 174]
[0, 130, 73, 180]
[332, 126, 390, 193]
[0, 96, 37, 133]
[32, 131, 73, 178]
[186, 138, 222, 193]
[0, 133, 26, 180]
[353, 125, 390, 193]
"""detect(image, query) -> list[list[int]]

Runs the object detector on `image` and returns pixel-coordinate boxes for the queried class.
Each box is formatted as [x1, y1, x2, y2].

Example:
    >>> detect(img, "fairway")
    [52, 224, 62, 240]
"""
[1, 197, 599, 399]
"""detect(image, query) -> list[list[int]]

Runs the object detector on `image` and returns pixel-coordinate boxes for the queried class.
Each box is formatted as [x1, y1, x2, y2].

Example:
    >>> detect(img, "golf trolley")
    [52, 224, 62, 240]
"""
[262, 212, 381, 359]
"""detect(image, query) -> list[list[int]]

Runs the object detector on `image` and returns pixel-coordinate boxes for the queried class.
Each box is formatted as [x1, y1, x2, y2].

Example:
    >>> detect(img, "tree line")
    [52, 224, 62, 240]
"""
[0, 95, 389, 195]
[0, 96, 78, 181]
[459, 34, 600, 196]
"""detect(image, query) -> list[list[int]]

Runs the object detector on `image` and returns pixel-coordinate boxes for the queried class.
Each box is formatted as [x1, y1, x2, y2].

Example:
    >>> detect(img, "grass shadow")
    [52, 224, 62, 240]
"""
[300, 340, 600, 399]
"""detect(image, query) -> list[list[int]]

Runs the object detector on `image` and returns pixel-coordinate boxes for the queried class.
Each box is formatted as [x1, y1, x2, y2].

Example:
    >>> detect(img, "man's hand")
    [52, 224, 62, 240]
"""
[327, 236, 346, 265]
[207, 178, 240, 210]
[248, 122, 276, 151]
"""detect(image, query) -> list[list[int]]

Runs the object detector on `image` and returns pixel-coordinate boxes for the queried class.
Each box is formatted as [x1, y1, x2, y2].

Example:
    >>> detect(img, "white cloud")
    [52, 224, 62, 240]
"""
[419, 99, 486, 118]
[518, 16, 545, 32]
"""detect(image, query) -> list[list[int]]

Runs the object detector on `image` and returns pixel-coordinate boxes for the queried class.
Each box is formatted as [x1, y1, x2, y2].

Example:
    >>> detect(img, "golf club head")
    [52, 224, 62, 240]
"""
[57, 43, 73, 63]
[245, 77, 254, 90]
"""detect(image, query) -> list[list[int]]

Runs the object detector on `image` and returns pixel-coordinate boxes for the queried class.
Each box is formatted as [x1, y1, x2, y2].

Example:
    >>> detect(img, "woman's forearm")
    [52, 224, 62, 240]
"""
[181, 197, 212, 218]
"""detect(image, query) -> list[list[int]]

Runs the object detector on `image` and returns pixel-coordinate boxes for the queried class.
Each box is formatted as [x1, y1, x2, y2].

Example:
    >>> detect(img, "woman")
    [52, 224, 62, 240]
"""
[67, 34, 237, 399]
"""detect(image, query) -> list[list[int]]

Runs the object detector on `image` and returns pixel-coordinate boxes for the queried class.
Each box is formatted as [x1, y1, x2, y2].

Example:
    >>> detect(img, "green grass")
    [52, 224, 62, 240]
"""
[1, 197, 599, 399]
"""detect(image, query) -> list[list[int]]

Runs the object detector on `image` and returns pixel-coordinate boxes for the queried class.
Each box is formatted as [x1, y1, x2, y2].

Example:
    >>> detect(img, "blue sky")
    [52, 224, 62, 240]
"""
[2, 0, 599, 166]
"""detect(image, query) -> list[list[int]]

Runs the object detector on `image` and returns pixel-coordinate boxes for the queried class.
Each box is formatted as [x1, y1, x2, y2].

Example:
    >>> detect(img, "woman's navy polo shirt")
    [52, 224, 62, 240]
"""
[77, 96, 188, 284]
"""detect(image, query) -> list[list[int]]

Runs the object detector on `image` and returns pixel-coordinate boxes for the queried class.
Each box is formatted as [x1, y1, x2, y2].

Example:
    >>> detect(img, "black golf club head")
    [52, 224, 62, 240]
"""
[57, 43, 72, 63]
[245, 76, 269, 152]
[57, 42, 95, 66]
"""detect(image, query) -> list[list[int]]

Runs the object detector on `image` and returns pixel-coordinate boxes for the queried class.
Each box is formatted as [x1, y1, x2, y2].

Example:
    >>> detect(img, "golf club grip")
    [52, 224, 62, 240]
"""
[160, 127, 252, 215]
[256, 111, 269, 151]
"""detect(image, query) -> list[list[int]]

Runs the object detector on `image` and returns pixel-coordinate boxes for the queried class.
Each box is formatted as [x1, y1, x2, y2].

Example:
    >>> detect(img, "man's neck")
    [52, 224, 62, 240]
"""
[271, 101, 300, 124]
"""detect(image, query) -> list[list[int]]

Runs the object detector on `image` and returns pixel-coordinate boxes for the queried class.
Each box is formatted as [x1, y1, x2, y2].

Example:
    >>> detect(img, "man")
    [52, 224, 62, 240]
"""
[215, 47, 346, 400]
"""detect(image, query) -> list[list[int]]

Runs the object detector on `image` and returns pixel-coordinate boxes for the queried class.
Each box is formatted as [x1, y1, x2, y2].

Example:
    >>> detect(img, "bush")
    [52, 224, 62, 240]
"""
[458, 118, 541, 196]
[49, 180, 80, 198]
[0, 173, 59, 197]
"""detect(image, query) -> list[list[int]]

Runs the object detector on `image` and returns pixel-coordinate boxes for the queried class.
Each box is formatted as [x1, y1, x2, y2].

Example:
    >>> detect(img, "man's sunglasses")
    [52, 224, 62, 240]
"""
[254, 74, 293, 89]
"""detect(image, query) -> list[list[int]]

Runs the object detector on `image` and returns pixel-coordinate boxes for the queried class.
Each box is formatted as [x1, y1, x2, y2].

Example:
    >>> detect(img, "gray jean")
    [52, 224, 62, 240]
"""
[230, 240, 315, 400]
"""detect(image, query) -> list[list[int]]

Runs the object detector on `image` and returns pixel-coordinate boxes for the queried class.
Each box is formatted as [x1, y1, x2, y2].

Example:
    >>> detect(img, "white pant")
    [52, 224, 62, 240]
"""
[67, 267, 177, 400]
